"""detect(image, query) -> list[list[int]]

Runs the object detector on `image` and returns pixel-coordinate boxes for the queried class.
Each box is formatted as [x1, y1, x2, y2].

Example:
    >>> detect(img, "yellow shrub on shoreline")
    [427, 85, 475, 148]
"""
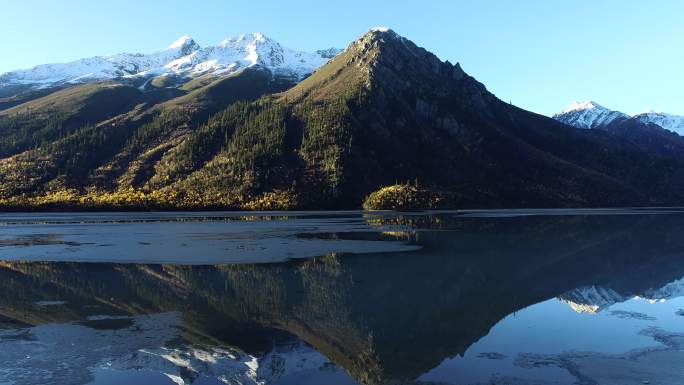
[362, 184, 453, 210]
[0, 187, 300, 211]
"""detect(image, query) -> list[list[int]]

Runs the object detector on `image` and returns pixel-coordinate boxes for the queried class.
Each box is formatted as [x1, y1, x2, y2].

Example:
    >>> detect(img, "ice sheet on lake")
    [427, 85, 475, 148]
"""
[0, 212, 420, 264]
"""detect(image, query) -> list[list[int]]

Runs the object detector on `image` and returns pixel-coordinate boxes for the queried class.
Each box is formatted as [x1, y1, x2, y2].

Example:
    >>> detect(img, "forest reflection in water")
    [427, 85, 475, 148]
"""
[1, 210, 684, 384]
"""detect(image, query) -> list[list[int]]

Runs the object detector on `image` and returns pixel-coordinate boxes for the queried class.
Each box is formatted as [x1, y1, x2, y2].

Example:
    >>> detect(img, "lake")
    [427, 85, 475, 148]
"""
[1, 209, 684, 385]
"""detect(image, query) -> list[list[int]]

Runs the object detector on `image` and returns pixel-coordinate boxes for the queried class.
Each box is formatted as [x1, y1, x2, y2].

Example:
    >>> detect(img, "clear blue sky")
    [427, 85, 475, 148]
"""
[1, 0, 682, 116]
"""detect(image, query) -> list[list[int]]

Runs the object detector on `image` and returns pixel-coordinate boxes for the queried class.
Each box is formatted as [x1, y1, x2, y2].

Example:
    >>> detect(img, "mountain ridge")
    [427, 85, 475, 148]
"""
[554, 101, 684, 160]
[0, 32, 337, 91]
[553, 101, 628, 129]
[555, 100, 684, 135]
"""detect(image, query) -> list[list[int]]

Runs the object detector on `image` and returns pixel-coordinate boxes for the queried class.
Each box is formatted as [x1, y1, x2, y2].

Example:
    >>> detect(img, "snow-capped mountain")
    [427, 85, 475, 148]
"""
[553, 101, 628, 129]
[558, 276, 684, 314]
[554, 101, 684, 136]
[558, 285, 625, 314]
[634, 110, 684, 135]
[0, 33, 336, 90]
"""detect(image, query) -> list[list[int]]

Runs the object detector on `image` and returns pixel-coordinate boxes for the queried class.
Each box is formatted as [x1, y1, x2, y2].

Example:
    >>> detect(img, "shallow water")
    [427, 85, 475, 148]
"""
[1, 209, 684, 385]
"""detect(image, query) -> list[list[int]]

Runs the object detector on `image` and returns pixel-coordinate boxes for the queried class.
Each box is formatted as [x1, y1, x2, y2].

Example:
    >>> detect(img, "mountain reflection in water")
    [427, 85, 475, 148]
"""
[1, 211, 684, 385]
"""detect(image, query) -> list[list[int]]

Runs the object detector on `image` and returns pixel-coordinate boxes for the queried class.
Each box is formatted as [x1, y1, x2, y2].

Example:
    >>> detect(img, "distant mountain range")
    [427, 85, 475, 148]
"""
[554, 101, 684, 134]
[554, 101, 684, 161]
[0, 33, 337, 91]
[3, 28, 684, 210]
[559, 276, 684, 314]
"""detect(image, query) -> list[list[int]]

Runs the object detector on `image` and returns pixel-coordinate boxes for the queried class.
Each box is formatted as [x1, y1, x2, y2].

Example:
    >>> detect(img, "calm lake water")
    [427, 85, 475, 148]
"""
[1, 209, 684, 385]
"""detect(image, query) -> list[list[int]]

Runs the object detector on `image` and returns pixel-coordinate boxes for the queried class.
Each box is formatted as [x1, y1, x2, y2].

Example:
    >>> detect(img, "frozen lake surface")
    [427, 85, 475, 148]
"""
[0, 211, 422, 263]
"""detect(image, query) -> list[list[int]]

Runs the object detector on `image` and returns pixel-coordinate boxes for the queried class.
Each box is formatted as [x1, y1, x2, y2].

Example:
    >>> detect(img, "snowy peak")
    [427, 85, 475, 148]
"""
[633, 111, 684, 135]
[167, 35, 201, 57]
[558, 276, 684, 314]
[217, 32, 287, 68]
[183, 32, 333, 80]
[370, 26, 391, 32]
[0, 33, 336, 89]
[558, 285, 627, 314]
[218, 32, 270, 48]
[554, 100, 628, 129]
[560, 100, 602, 114]
[361, 26, 402, 42]
[168, 35, 197, 50]
[554, 101, 684, 135]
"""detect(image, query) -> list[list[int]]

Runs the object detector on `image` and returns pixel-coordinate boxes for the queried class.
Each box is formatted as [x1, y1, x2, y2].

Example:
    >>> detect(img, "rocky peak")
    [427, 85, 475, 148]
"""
[168, 35, 200, 54]
[346, 28, 468, 82]
[340, 28, 493, 115]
